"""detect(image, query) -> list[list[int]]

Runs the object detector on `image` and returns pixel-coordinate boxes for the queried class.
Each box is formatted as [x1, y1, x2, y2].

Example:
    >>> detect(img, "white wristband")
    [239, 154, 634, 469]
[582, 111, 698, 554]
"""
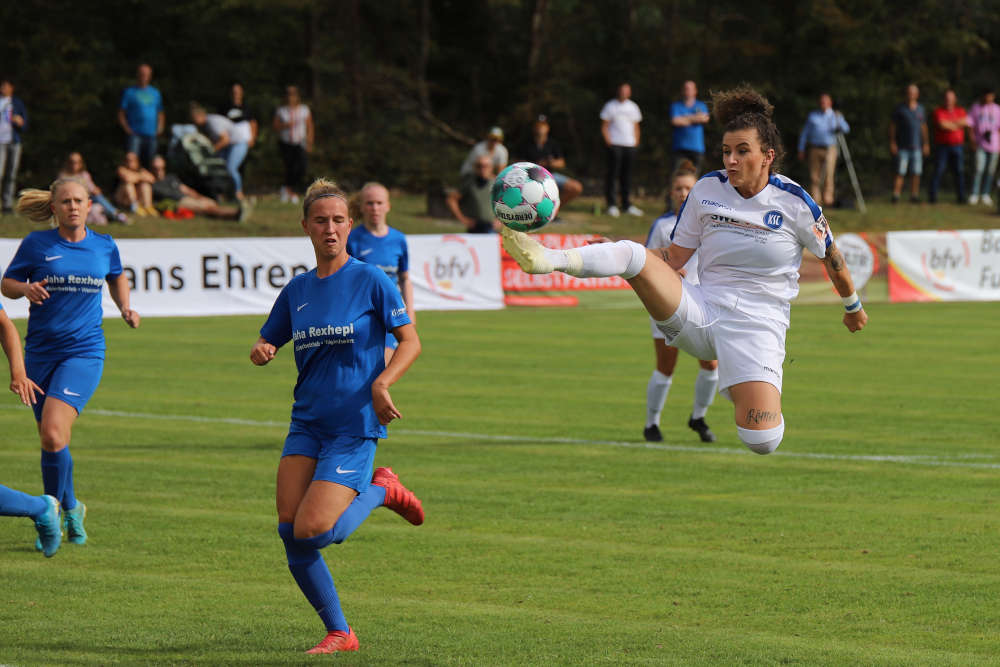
[841, 292, 862, 313]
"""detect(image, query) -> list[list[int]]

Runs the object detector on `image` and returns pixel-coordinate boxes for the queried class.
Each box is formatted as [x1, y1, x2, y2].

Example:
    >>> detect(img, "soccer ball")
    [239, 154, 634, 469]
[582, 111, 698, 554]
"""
[492, 162, 560, 232]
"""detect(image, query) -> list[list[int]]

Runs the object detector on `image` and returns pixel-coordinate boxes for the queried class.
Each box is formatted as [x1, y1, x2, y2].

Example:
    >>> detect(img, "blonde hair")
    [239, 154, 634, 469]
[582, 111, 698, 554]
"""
[302, 178, 349, 219]
[15, 177, 88, 223]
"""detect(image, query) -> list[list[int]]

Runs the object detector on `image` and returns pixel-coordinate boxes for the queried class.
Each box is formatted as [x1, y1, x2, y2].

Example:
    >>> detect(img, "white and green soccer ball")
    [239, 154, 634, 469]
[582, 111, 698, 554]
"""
[491, 162, 560, 232]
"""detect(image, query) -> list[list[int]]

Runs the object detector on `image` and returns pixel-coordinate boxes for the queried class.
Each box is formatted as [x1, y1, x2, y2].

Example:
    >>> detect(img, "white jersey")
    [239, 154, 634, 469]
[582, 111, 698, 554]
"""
[646, 211, 699, 284]
[671, 171, 832, 325]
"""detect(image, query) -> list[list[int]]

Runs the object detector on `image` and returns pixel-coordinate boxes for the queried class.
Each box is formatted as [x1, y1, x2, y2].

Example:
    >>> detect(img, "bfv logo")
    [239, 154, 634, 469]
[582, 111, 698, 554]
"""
[763, 210, 784, 230]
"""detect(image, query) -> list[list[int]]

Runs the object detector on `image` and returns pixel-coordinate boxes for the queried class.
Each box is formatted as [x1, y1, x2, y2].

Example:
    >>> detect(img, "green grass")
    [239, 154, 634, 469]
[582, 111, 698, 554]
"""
[1, 301, 999, 665]
[2, 191, 997, 241]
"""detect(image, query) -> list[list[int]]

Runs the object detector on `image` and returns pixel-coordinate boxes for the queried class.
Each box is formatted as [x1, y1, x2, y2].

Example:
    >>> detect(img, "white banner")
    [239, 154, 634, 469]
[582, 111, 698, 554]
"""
[0, 234, 503, 318]
[887, 229, 1000, 302]
[407, 234, 504, 310]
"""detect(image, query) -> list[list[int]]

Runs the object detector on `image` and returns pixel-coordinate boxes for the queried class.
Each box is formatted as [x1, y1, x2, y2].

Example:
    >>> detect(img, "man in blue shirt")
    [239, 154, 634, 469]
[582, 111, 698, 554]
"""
[669, 80, 710, 173]
[797, 93, 850, 207]
[117, 63, 164, 168]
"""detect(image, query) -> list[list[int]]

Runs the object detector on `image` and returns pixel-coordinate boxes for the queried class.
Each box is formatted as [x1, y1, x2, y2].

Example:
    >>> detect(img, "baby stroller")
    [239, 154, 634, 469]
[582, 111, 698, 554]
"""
[167, 124, 234, 200]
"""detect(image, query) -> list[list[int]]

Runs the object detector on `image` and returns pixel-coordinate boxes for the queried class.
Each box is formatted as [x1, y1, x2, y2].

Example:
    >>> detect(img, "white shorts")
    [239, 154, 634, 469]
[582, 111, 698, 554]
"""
[658, 283, 787, 400]
[650, 316, 666, 340]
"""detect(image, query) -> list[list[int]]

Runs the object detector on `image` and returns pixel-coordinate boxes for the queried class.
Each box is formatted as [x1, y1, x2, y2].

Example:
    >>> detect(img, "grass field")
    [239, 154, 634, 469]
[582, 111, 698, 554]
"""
[1, 299, 999, 665]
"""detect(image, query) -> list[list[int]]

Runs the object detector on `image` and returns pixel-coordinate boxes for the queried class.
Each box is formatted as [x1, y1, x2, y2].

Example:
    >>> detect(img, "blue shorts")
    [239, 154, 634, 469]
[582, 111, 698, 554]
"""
[550, 172, 569, 188]
[25, 355, 104, 422]
[385, 332, 399, 350]
[896, 149, 923, 176]
[282, 422, 377, 492]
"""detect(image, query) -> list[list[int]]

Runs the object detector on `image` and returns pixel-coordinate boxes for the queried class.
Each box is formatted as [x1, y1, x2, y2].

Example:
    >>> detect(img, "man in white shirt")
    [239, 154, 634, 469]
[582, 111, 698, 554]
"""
[600, 83, 643, 218]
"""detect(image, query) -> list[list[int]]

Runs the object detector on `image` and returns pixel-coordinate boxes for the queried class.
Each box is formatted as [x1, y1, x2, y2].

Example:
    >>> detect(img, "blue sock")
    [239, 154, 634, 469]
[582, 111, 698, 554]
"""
[61, 448, 78, 511]
[0, 484, 48, 518]
[278, 523, 348, 632]
[331, 485, 386, 544]
[40, 449, 65, 504]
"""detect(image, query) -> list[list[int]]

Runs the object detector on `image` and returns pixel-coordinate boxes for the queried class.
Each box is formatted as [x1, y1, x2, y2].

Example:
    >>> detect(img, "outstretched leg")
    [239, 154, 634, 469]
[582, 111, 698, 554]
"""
[729, 381, 784, 455]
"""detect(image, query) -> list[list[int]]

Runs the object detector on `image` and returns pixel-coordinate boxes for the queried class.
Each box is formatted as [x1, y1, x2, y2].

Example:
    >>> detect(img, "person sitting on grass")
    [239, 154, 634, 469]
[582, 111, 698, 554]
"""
[150, 155, 247, 221]
[114, 151, 157, 217]
[58, 152, 129, 225]
[445, 155, 500, 233]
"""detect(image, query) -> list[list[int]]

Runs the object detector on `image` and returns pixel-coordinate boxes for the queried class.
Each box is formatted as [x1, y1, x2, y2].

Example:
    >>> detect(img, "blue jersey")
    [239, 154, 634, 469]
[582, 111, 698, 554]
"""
[3, 229, 123, 359]
[120, 85, 163, 136]
[259, 258, 411, 438]
[670, 99, 709, 153]
[346, 225, 409, 291]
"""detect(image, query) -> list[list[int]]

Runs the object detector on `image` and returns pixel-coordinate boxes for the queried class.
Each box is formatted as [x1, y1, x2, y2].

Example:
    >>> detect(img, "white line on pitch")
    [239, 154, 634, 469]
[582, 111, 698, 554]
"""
[2, 405, 998, 470]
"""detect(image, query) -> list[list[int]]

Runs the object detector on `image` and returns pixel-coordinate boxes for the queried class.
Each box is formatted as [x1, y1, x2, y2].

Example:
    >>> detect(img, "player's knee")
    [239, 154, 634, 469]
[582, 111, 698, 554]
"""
[38, 428, 67, 452]
[737, 419, 784, 455]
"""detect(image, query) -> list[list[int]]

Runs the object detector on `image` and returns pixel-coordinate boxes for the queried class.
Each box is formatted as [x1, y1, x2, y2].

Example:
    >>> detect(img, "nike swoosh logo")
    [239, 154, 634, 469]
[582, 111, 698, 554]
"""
[45, 255, 63, 261]
[335, 466, 357, 474]
[297, 303, 308, 311]
[360, 248, 373, 256]
[62, 388, 81, 397]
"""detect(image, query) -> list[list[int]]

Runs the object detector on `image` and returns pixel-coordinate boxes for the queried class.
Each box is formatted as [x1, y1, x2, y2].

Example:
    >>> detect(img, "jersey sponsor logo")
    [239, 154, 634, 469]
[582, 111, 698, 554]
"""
[360, 248, 374, 256]
[45, 255, 63, 261]
[700, 199, 733, 211]
[763, 210, 784, 230]
[296, 302, 309, 311]
[62, 388, 82, 397]
[391, 307, 407, 318]
[812, 215, 830, 242]
[335, 465, 357, 474]
[291, 321, 357, 350]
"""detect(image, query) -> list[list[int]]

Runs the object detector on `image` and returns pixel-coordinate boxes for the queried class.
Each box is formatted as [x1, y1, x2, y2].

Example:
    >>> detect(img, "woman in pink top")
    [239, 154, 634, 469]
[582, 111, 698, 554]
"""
[968, 90, 1000, 205]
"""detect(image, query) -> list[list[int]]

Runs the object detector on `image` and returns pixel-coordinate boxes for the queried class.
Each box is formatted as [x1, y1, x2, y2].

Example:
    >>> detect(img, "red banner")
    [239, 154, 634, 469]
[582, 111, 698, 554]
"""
[500, 233, 630, 291]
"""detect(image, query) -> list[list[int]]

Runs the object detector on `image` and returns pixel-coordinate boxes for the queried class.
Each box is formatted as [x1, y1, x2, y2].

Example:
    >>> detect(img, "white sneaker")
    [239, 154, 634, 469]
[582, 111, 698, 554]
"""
[982, 194, 993, 206]
[626, 205, 644, 216]
[500, 226, 554, 274]
[606, 205, 620, 218]
[968, 194, 980, 205]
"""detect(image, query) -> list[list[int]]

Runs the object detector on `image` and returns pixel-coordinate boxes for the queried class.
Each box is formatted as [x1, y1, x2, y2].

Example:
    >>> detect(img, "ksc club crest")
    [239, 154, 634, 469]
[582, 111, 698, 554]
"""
[763, 210, 784, 230]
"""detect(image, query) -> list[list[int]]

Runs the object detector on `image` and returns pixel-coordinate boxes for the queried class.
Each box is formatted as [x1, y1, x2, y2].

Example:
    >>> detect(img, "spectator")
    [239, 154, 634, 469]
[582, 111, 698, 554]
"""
[516, 115, 583, 208]
[669, 80, 710, 173]
[967, 89, 1000, 206]
[58, 152, 129, 225]
[796, 93, 850, 207]
[117, 63, 164, 168]
[273, 85, 313, 204]
[0, 78, 27, 214]
[150, 155, 245, 221]
[219, 82, 258, 182]
[928, 89, 970, 204]
[460, 126, 509, 177]
[114, 151, 157, 217]
[889, 84, 930, 204]
[600, 82, 643, 218]
[445, 154, 499, 233]
[189, 101, 248, 201]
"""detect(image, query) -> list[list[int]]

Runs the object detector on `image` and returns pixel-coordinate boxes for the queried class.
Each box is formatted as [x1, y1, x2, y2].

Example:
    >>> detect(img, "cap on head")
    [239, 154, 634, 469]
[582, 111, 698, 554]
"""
[487, 126, 504, 140]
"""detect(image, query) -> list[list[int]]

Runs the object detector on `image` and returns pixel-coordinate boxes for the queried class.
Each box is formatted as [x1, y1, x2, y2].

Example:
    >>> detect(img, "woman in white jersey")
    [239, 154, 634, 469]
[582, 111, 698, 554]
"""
[274, 85, 314, 203]
[643, 160, 719, 444]
[503, 86, 867, 454]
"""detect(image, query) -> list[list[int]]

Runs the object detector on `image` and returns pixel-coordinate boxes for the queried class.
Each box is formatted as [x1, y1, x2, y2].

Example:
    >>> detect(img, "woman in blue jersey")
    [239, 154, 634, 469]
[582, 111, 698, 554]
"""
[503, 86, 867, 455]
[0, 303, 62, 557]
[346, 182, 415, 363]
[642, 160, 719, 444]
[250, 178, 424, 655]
[1, 178, 140, 549]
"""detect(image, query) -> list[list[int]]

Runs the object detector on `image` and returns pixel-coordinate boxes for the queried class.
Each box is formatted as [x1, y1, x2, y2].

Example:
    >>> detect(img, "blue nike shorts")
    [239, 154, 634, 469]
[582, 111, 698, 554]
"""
[385, 332, 399, 350]
[282, 422, 377, 492]
[25, 355, 104, 422]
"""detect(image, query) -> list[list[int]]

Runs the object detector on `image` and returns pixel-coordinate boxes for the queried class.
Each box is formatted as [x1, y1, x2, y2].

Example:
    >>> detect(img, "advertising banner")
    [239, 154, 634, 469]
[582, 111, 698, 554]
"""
[0, 234, 503, 318]
[887, 229, 1000, 302]
[501, 233, 630, 291]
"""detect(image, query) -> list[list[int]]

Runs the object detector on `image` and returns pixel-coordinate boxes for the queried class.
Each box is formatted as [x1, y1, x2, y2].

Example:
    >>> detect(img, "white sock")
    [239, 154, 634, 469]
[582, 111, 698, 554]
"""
[645, 370, 672, 427]
[691, 368, 719, 419]
[737, 418, 785, 455]
[546, 240, 646, 279]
